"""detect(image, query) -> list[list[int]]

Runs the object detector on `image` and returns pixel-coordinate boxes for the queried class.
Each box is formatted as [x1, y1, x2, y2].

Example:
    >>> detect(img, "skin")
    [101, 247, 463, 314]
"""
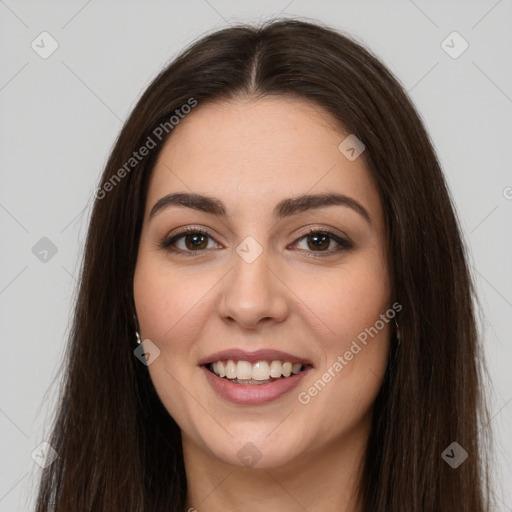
[133, 95, 392, 512]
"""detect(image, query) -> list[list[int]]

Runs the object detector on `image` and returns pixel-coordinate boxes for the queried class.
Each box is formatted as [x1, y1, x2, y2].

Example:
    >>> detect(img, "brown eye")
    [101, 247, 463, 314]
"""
[160, 229, 219, 254]
[183, 232, 209, 250]
[305, 232, 331, 251]
[293, 229, 353, 257]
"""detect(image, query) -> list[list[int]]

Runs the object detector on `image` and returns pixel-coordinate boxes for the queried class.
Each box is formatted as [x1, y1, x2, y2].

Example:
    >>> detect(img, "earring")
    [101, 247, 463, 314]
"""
[394, 319, 402, 346]
[133, 312, 142, 344]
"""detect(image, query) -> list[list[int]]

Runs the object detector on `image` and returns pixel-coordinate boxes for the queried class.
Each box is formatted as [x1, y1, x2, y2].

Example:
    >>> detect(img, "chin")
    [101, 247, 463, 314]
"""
[201, 429, 307, 470]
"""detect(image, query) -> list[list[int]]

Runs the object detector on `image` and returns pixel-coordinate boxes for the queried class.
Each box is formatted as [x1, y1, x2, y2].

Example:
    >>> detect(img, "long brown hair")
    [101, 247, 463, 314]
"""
[35, 18, 492, 511]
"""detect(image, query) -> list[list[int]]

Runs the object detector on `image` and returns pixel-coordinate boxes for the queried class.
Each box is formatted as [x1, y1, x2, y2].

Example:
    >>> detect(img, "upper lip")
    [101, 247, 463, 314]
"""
[198, 348, 314, 366]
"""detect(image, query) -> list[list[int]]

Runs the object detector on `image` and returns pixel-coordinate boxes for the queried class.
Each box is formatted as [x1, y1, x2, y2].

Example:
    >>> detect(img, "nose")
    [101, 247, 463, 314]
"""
[218, 249, 290, 329]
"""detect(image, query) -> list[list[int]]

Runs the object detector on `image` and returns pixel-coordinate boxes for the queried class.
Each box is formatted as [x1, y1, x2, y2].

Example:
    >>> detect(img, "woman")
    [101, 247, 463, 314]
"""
[36, 18, 492, 511]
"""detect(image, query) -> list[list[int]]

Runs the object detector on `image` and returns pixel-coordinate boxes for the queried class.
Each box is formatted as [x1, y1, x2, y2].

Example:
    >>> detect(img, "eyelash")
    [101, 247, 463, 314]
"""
[159, 226, 353, 258]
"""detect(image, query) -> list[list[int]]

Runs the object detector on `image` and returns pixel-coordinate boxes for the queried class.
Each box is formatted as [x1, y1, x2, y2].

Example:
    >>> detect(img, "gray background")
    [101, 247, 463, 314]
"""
[1, 1, 511, 510]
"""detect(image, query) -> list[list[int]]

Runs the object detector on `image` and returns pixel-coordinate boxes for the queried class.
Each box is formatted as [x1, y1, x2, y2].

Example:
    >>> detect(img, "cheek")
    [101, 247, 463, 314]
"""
[133, 256, 213, 427]
[133, 253, 221, 358]
[295, 252, 392, 427]
[308, 253, 391, 346]
[299, 251, 391, 386]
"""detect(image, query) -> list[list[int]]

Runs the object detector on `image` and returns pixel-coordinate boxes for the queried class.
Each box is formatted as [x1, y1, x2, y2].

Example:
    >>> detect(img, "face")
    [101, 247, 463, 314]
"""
[133, 96, 392, 469]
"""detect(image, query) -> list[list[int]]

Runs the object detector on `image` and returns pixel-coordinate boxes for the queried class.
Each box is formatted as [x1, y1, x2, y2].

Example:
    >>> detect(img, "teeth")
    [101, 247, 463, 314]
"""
[282, 362, 292, 377]
[213, 361, 226, 377]
[252, 361, 270, 381]
[225, 360, 237, 379]
[210, 359, 305, 380]
[269, 360, 282, 378]
[237, 361, 252, 380]
[292, 363, 302, 374]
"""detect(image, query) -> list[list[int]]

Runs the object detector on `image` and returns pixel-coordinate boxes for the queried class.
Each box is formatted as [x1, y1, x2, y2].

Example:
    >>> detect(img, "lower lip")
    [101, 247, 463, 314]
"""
[201, 365, 311, 405]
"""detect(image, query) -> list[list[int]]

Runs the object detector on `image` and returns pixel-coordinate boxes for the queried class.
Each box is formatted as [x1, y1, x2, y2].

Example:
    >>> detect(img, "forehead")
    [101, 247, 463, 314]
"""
[146, 96, 381, 222]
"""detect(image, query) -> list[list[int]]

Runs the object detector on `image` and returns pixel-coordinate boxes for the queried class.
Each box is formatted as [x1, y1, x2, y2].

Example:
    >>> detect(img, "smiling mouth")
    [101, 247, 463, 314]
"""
[204, 360, 311, 385]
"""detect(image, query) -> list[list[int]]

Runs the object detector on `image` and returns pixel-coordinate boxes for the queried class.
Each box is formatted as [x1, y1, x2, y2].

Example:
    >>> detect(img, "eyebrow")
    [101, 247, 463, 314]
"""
[149, 192, 371, 224]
